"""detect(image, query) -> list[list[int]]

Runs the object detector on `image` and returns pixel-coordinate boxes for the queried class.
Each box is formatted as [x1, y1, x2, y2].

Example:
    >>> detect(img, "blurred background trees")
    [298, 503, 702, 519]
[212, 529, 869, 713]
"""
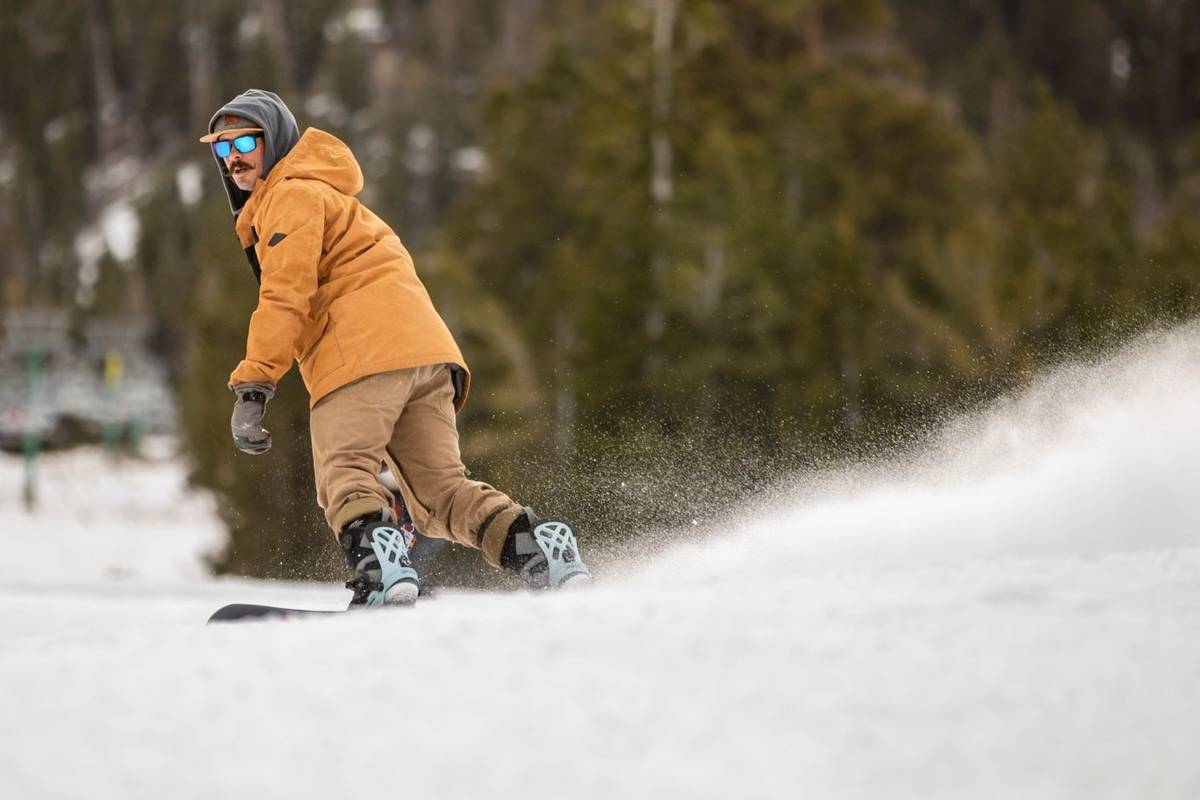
[2, 0, 1197, 581]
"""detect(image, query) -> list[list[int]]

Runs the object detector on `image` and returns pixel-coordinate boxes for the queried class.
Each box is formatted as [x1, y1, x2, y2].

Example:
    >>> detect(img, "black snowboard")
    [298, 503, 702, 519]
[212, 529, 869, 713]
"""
[207, 593, 433, 623]
[207, 603, 344, 623]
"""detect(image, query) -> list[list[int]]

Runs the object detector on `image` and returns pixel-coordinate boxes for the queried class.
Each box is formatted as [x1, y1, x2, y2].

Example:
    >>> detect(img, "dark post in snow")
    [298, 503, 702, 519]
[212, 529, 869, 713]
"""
[22, 347, 44, 509]
[3, 309, 69, 510]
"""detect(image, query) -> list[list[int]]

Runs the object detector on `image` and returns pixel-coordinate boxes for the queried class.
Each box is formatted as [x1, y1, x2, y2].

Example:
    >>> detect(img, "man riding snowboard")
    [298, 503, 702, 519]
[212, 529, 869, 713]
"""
[200, 89, 590, 606]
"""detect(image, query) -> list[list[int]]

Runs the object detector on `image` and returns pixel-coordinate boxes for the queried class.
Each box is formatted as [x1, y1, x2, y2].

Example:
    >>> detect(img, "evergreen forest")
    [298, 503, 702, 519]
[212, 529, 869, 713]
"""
[3, 0, 1199, 582]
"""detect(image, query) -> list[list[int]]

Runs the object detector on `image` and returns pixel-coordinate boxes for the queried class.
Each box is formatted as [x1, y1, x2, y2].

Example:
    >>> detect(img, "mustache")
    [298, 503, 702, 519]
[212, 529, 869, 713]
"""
[224, 160, 256, 183]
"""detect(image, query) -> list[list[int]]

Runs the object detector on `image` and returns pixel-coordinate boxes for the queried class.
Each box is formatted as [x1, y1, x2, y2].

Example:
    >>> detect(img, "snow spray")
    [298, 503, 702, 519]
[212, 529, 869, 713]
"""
[633, 322, 1200, 582]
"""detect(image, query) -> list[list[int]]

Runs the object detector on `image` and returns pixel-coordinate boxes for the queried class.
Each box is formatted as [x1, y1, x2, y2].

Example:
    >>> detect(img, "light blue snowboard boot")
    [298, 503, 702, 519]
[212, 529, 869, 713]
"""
[500, 508, 591, 589]
[340, 512, 419, 607]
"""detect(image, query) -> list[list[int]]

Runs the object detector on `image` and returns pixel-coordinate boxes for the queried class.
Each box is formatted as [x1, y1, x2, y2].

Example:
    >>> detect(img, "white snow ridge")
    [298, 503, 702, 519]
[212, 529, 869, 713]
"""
[2, 324, 1200, 799]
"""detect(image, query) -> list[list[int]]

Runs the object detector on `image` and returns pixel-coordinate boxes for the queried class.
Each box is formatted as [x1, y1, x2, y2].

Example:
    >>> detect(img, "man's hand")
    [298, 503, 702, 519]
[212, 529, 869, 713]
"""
[230, 382, 276, 455]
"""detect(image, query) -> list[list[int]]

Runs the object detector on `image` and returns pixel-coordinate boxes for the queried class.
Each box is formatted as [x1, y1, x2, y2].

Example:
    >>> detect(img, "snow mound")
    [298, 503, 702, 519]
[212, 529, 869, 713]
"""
[633, 322, 1200, 583]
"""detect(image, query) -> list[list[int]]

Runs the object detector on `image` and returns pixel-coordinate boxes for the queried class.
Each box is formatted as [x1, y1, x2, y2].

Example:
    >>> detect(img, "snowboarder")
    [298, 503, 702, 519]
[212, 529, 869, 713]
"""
[200, 89, 590, 607]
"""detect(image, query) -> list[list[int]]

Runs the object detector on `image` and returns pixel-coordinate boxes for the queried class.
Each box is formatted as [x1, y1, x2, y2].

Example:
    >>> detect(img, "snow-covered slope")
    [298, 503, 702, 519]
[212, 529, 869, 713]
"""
[2, 325, 1199, 799]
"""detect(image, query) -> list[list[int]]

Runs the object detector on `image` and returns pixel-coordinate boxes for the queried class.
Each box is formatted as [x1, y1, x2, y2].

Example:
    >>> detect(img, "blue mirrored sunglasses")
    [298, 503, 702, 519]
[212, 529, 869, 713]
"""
[212, 134, 260, 159]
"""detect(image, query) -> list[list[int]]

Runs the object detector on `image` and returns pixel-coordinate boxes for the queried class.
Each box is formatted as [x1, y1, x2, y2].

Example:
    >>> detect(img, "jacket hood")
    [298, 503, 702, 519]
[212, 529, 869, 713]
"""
[205, 89, 300, 216]
[233, 127, 365, 249]
[266, 128, 364, 197]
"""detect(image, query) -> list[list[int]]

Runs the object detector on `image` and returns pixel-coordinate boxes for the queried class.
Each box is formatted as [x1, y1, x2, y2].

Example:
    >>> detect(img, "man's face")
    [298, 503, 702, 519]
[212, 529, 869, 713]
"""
[220, 134, 263, 191]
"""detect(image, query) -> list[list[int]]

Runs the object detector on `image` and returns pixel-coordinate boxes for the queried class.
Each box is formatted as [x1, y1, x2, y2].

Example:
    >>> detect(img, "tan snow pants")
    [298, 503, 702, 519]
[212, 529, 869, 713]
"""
[309, 364, 524, 567]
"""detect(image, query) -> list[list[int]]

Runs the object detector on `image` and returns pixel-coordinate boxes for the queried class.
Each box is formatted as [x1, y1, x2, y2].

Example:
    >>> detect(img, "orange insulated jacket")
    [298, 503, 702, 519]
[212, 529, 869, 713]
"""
[227, 128, 469, 409]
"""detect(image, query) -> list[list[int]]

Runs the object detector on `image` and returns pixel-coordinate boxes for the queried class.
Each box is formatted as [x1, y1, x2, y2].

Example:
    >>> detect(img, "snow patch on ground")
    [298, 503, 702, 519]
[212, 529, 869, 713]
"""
[0, 437, 224, 584]
[1, 550, 1197, 799]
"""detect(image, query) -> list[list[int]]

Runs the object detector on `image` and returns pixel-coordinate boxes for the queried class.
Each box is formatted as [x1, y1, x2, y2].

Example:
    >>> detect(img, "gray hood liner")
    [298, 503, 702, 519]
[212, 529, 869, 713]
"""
[205, 89, 301, 216]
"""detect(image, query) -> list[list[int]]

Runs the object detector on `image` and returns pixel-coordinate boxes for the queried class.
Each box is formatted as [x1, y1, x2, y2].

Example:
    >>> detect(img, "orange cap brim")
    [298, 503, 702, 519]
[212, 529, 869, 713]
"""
[199, 127, 264, 143]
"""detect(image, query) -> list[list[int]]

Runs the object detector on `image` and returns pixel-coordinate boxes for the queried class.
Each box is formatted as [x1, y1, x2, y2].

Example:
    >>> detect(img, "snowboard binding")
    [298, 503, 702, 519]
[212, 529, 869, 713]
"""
[340, 510, 420, 607]
[501, 508, 591, 590]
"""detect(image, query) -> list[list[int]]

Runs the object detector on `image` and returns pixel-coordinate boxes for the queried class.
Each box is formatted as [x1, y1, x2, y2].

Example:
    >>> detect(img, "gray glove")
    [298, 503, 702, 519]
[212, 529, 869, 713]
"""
[230, 382, 276, 455]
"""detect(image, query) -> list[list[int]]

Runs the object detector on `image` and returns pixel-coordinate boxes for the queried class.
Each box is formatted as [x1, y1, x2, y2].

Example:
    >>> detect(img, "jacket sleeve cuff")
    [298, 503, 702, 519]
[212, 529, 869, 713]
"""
[229, 381, 277, 400]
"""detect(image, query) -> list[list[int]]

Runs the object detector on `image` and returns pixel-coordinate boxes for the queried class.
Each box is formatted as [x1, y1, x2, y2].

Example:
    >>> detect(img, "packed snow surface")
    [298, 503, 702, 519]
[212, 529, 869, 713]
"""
[3, 325, 1200, 799]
